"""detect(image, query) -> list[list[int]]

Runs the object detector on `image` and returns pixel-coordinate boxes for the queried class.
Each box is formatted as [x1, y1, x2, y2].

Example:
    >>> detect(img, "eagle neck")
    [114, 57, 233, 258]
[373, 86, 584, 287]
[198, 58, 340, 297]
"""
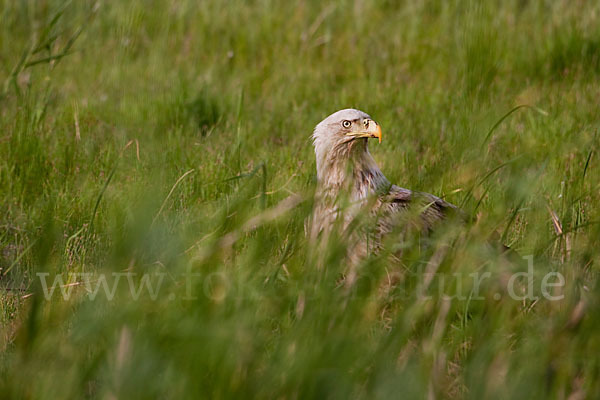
[316, 139, 390, 200]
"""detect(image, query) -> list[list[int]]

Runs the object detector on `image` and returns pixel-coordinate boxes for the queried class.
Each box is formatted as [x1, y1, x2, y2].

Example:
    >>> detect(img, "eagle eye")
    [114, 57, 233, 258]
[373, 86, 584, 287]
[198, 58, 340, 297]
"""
[341, 120, 352, 129]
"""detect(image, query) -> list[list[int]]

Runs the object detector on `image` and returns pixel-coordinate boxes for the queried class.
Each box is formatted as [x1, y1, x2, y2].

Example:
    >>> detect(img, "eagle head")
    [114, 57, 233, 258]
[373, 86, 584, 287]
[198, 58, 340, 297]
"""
[312, 109, 383, 183]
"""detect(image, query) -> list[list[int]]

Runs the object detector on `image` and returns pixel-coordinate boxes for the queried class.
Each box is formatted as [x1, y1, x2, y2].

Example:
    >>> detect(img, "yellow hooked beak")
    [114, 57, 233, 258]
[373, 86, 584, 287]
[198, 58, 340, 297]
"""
[345, 119, 382, 143]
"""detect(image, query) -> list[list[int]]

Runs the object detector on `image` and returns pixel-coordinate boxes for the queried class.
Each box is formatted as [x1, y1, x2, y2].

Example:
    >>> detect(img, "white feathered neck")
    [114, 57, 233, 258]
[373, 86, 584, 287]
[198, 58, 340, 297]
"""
[313, 135, 390, 201]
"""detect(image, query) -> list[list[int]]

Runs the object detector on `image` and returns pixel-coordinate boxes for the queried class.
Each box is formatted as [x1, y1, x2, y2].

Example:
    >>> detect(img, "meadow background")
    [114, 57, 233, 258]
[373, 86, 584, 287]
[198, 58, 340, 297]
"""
[1, 0, 599, 398]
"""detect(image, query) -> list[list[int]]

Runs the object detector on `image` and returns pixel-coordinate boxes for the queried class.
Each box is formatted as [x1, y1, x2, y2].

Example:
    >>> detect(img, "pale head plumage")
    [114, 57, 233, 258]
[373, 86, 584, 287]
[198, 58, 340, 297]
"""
[313, 109, 369, 177]
[312, 108, 387, 195]
[312, 109, 372, 149]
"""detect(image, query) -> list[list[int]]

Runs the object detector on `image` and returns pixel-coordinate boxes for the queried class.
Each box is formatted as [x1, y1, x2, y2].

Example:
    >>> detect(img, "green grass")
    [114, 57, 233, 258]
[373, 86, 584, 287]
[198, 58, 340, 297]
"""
[1, 0, 599, 398]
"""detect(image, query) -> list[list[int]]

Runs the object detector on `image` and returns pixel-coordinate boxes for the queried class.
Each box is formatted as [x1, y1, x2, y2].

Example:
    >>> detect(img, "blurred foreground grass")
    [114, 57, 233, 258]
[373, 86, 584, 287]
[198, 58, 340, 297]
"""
[1, 0, 599, 398]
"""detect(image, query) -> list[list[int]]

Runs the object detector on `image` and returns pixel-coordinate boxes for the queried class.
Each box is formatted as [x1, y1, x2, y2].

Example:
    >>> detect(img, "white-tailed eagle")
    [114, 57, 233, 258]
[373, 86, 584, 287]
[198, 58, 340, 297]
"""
[310, 108, 461, 257]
